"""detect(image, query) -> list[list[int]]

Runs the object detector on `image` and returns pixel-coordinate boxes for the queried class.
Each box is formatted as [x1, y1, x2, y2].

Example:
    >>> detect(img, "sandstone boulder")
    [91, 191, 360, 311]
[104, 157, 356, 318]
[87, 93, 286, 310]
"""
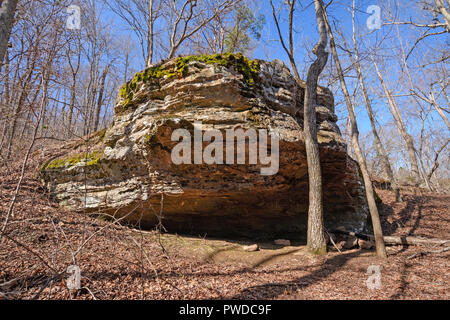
[40, 53, 368, 239]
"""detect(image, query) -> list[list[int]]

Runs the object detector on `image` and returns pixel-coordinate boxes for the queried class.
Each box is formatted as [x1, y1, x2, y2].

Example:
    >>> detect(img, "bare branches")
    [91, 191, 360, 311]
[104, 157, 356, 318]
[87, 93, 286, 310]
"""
[427, 139, 449, 182]
[167, 0, 240, 58]
[269, 0, 301, 81]
[382, 0, 449, 60]
[321, 0, 387, 258]
[383, 20, 447, 29]
[104, 0, 162, 67]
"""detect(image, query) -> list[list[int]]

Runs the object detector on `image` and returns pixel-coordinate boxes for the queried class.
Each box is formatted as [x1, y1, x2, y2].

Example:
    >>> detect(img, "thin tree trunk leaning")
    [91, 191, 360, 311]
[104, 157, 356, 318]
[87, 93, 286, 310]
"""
[429, 89, 450, 131]
[427, 139, 449, 184]
[1, 74, 49, 238]
[0, 51, 10, 155]
[269, 0, 301, 81]
[146, 0, 154, 67]
[0, 0, 19, 69]
[93, 64, 110, 132]
[348, 1, 401, 202]
[68, 74, 76, 135]
[372, 60, 421, 186]
[270, 0, 328, 254]
[321, 4, 387, 259]
[303, 0, 329, 255]
[6, 66, 35, 160]
[331, 229, 449, 247]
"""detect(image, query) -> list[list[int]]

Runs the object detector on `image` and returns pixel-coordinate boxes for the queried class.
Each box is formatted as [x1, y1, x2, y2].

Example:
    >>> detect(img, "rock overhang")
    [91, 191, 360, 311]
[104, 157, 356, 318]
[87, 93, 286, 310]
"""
[40, 53, 368, 239]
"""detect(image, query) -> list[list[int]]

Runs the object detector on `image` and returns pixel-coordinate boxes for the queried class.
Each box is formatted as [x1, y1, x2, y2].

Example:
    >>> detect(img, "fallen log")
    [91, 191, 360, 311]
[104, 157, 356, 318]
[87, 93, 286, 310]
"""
[407, 247, 450, 260]
[330, 229, 450, 246]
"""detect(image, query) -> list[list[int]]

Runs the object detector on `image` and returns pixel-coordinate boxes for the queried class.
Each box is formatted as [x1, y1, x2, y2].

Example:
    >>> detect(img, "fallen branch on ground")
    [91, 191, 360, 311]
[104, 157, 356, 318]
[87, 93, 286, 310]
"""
[325, 230, 342, 253]
[330, 229, 450, 246]
[407, 247, 450, 260]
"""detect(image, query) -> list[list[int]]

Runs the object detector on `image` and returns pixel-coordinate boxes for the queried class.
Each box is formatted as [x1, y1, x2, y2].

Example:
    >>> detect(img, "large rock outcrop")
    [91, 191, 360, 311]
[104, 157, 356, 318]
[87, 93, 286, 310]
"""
[40, 53, 368, 239]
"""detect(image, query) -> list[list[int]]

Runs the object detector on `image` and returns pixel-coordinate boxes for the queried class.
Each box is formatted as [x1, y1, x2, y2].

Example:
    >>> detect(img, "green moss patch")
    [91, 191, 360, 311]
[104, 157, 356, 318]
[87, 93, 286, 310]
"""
[175, 53, 260, 85]
[44, 151, 103, 170]
[95, 128, 107, 142]
[118, 53, 260, 111]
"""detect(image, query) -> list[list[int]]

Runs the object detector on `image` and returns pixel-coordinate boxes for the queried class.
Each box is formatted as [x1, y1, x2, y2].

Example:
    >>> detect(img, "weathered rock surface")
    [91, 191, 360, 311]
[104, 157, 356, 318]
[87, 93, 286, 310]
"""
[274, 239, 291, 246]
[40, 53, 368, 239]
[242, 244, 259, 252]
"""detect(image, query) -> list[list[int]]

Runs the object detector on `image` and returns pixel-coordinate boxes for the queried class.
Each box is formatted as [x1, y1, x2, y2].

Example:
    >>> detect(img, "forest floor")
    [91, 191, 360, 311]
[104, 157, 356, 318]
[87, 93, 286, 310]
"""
[0, 155, 449, 300]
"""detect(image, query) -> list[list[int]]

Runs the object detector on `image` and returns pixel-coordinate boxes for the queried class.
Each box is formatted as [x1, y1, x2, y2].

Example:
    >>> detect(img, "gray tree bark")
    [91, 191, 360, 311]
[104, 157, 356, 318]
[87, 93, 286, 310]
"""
[93, 64, 110, 132]
[347, 0, 401, 202]
[0, 0, 19, 69]
[304, 0, 329, 255]
[146, 0, 154, 67]
[429, 88, 450, 131]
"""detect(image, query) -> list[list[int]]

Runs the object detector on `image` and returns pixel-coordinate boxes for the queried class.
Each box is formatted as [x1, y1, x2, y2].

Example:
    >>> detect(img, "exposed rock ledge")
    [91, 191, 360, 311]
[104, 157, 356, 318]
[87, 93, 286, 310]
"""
[40, 53, 368, 239]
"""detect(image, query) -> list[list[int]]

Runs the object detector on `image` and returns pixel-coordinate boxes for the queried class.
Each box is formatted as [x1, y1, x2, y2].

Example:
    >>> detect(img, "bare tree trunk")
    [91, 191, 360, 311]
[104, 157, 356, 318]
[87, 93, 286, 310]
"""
[372, 60, 421, 185]
[0, 50, 11, 155]
[435, 0, 450, 29]
[93, 64, 110, 132]
[146, 0, 154, 67]
[67, 39, 81, 137]
[68, 73, 76, 135]
[347, 0, 401, 202]
[6, 66, 35, 160]
[0, 0, 19, 69]
[124, 49, 129, 83]
[321, 3, 387, 259]
[429, 88, 450, 130]
[303, 0, 328, 255]
[1, 72, 49, 238]
[269, 0, 301, 81]
[270, 0, 328, 254]
[427, 139, 449, 183]
[417, 110, 433, 191]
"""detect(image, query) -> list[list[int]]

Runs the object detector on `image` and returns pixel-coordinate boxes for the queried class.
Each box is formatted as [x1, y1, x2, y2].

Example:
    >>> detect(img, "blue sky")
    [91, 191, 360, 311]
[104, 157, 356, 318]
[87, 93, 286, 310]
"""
[93, 0, 448, 148]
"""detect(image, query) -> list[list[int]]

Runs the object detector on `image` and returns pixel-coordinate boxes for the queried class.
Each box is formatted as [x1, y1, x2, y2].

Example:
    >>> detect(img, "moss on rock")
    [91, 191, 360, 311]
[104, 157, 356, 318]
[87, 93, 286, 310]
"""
[95, 128, 107, 142]
[44, 151, 103, 170]
[118, 53, 260, 111]
[175, 53, 260, 85]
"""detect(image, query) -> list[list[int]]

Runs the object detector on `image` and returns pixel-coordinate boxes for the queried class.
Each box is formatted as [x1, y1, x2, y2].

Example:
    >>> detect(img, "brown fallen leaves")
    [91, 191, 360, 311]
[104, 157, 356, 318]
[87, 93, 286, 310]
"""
[0, 157, 448, 300]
